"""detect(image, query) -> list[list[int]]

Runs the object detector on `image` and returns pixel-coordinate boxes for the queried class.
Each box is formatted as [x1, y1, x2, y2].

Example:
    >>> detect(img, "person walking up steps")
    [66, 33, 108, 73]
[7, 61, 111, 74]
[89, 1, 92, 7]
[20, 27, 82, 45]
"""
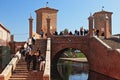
[39, 55, 46, 71]
[25, 46, 32, 71]
[32, 51, 38, 71]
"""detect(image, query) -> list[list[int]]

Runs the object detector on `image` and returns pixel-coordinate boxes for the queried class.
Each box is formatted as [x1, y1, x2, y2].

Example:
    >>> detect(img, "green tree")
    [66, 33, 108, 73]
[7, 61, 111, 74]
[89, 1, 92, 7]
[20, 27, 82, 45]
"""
[64, 28, 68, 35]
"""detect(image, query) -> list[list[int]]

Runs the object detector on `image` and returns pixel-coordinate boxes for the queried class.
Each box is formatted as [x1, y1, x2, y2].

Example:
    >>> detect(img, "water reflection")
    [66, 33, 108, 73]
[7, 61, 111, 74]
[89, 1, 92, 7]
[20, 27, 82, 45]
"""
[69, 73, 88, 80]
[57, 60, 88, 80]
[56, 60, 116, 80]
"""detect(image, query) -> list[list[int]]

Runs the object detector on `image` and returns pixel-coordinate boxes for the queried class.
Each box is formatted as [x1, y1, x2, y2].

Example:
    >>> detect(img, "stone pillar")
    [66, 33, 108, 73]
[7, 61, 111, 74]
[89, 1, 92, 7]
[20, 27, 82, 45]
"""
[46, 17, 51, 37]
[29, 16, 33, 38]
[88, 14, 93, 37]
[105, 14, 111, 39]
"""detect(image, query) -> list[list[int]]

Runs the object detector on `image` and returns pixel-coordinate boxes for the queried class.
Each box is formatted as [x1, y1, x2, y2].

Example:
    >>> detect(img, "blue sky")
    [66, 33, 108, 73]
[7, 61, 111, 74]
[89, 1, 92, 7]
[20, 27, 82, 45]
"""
[0, 0, 120, 41]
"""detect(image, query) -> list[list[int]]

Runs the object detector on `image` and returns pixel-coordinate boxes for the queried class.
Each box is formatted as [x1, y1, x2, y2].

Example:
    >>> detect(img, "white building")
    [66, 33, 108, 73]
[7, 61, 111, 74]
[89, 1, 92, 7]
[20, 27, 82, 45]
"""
[0, 22, 10, 46]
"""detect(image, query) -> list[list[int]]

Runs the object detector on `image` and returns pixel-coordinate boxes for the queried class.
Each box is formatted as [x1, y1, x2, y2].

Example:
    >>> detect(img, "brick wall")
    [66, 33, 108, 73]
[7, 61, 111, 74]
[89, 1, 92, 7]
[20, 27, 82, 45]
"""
[9, 41, 25, 55]
[50, 35, 120, 79]
[35, 7, 58, 37]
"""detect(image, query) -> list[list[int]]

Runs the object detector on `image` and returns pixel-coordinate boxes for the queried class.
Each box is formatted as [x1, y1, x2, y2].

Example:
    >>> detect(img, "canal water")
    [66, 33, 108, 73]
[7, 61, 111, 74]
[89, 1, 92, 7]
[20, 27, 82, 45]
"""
[57, 60, 88, 80]
[55, 60, 116, 80]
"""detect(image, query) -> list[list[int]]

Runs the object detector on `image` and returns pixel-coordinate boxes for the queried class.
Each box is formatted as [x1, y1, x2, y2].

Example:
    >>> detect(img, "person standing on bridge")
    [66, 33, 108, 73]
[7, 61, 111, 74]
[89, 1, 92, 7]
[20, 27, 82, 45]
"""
[80, 27, 84, 36]
[32, 51, 38, 71]
[32, 35, 36, 45]
[25, 46, 32, 71]
[27, 38, 33, 49]
[36, 48, 41, 70]
[40, 29, 44, 38]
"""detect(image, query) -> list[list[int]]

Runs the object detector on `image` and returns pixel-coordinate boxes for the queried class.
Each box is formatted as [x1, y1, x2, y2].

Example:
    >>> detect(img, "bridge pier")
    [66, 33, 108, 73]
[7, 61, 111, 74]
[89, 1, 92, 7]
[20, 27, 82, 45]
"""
[51, 63, 62, 79]
[51, 49, 64, 80]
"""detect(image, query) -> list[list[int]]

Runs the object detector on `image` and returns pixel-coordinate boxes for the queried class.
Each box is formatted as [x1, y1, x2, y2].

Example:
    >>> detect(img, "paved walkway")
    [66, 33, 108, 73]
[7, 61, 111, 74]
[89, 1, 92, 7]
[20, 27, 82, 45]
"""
[60, 58, 87, 62]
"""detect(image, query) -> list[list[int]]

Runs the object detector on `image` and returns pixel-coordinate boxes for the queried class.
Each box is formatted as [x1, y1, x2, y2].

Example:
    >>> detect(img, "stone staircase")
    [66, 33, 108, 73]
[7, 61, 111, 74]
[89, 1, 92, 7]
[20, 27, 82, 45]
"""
[100, 37, 120, 49]
[9, 59, 43, 80]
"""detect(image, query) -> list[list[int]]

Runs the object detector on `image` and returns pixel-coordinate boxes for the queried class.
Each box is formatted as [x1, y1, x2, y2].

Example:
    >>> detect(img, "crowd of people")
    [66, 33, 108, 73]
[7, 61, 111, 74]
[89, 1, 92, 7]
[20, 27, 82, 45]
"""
[19, 36, 46, 71]
[39, 27, 101, 38]
[53, 27, 89, 36]
[53, 28, 100, 37]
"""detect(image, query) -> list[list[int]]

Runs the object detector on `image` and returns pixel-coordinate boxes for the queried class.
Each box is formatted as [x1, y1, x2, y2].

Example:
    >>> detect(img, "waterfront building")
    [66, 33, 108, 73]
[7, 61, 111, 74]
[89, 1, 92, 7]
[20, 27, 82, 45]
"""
[0, 22, 10, 46]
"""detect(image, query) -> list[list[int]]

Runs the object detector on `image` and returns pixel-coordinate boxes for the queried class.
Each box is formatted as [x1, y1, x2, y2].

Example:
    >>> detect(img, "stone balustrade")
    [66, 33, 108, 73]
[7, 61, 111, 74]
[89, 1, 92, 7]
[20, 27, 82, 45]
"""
[0, 51, 21, 80]
[43, 38, 51, 80]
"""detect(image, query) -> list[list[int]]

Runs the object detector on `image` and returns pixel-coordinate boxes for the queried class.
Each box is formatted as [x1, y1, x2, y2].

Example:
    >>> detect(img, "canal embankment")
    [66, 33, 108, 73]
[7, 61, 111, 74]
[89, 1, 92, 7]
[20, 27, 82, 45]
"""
[60, 58, 87, 63]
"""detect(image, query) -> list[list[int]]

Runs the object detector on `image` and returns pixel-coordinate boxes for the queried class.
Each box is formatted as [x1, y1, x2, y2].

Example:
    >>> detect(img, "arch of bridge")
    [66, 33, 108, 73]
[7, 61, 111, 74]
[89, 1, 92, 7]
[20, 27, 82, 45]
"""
[51, 35, 91, 63]
[50, 35, 93, 79]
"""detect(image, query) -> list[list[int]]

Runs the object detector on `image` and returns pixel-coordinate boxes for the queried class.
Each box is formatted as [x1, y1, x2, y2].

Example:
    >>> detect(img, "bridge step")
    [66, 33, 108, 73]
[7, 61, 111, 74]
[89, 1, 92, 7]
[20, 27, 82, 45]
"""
[9, 59, 43, 80]
[9, 78, 42, 80]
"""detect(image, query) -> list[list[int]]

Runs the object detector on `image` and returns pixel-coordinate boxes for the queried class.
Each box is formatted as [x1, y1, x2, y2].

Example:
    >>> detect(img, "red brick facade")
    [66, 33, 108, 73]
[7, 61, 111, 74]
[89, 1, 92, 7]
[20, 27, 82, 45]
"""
[93, 10, 113, 36]
[35, 7, 58, 37]
[50, 35, 120, 79]
[9, 41, 25, 54]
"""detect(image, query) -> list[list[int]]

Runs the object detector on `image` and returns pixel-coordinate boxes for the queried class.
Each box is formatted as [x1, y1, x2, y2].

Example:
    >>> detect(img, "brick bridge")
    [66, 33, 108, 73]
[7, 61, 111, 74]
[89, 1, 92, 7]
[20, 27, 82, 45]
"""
[34, 34, 120, 79]
[1, 34, 120, 80]
[1, 10, 120, 80]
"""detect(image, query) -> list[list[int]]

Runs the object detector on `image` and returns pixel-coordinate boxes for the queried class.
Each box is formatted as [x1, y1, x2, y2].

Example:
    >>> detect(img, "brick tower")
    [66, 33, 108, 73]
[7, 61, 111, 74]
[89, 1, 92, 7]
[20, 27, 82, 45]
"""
[93, 10, 113, 36]
[35, 6, 58, 37]
[29, 15, 33, 38]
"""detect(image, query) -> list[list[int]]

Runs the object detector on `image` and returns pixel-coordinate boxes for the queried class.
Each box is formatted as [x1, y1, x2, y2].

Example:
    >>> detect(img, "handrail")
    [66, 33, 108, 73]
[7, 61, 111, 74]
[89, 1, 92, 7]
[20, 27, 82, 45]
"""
[94, 36, 120, 53]
[0, 51, 21, 80]
[43, 38, 51, 80]
[94, 36, 112, 49]
[116, 49, 120, 53]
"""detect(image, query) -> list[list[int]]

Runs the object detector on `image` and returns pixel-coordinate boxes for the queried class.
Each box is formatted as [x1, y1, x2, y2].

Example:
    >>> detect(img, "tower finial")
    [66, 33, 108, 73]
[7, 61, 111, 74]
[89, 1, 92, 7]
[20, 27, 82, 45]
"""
[46, 2, 48, 7]
[102, 6, 104, 11]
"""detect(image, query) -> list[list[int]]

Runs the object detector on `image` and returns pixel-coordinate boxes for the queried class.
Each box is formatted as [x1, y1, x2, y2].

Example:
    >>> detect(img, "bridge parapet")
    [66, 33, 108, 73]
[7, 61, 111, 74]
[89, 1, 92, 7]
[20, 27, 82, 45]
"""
[94, 36, 112, 49]
[116, 49, 120, 53]
[90, 37, 120, 79]
[0, 51, 21, 80]
[43, 38, 51, 80]
[50, 35, 120, 79]
[51, 35, 89, 43]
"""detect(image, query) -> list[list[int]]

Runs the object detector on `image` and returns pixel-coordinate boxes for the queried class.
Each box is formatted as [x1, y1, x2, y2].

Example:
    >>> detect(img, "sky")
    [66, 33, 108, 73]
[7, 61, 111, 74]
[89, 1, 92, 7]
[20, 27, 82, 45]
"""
[0, 0, 120, 41]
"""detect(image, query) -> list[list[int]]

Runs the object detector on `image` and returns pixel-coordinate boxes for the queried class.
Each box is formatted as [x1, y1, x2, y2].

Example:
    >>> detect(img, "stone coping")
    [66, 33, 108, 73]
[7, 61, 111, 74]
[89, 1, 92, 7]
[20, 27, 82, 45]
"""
[94, 36, 112, 49]
[116, 49, 120, 53]
[43, 51, 50, 80]
[60, 58, 87, 62]
[43, 38, 51, 80]
[0, 51, 21, 80]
